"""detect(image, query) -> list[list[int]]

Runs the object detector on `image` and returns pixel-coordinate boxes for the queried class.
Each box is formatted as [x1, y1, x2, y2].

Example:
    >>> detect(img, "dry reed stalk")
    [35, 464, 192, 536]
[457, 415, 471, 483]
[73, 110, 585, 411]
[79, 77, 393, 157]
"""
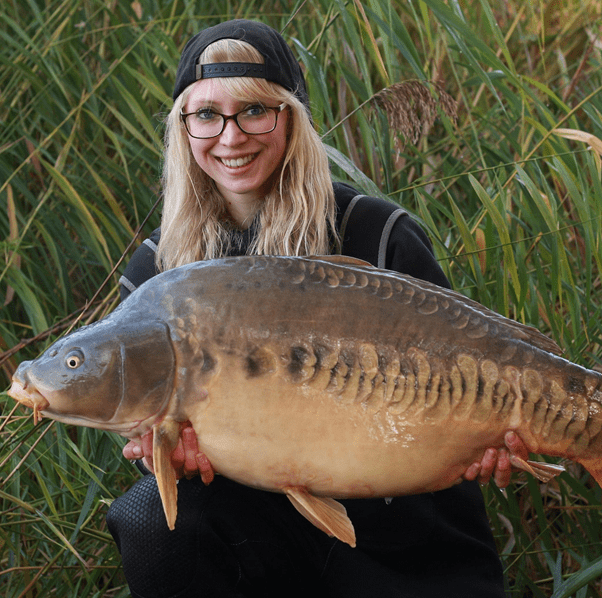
[371, 80, 458, 152]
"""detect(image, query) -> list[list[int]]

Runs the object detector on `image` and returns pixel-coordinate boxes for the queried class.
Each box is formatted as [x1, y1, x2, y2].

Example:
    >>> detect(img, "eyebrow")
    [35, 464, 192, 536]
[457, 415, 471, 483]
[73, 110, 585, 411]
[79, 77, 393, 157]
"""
[187, 98, 264, 111]
[186, 99, 216, 110]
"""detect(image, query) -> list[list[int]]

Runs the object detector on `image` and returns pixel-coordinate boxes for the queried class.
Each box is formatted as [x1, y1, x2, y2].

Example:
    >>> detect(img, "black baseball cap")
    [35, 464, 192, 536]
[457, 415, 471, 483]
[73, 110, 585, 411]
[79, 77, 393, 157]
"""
[172, 19, 310, 112]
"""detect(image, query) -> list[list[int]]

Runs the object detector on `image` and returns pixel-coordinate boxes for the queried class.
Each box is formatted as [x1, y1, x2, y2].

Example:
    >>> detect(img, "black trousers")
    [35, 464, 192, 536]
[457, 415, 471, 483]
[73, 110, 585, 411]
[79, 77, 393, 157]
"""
[107, 475, 507, 598]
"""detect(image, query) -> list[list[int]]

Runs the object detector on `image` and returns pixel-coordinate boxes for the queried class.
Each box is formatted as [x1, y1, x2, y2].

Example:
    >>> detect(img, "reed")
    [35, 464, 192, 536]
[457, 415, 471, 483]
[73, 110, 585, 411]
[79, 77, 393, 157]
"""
[1, 0, 601, 595]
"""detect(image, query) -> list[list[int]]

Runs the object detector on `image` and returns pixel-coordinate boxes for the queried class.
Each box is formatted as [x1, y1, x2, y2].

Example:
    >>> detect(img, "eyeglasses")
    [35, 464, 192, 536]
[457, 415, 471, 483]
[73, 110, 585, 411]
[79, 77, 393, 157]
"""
[180, 103, 287, 139]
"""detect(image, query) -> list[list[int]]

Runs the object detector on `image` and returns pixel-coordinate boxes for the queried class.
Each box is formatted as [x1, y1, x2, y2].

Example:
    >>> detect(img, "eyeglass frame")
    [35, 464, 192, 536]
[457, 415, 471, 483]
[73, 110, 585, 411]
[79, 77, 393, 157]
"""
[180, 103, 287, 139]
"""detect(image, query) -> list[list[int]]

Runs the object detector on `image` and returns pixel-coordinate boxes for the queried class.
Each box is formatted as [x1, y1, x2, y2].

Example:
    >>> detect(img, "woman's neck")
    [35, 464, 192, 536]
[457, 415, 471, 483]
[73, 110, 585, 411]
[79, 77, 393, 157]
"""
[225, 203, 258, 230]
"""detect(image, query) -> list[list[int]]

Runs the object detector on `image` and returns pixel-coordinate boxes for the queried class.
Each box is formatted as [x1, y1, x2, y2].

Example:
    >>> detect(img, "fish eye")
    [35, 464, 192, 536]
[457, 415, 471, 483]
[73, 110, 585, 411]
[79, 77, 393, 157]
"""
[65, 350, 85, 369]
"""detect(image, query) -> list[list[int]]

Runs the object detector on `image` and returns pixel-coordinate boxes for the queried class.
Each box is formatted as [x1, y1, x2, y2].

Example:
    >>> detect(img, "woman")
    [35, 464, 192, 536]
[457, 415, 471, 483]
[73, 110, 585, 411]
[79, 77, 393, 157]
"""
[107, 19, 525, 598]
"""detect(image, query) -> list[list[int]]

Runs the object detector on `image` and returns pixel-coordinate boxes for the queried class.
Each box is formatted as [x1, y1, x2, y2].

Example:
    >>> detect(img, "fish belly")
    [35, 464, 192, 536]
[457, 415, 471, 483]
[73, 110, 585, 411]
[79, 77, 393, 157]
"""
[184, 352, 509, 499]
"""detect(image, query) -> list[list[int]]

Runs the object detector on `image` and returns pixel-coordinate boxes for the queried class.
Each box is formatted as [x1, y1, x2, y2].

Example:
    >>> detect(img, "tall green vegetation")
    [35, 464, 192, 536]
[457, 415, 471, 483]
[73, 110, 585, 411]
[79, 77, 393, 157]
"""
[1, 0, 601, 595]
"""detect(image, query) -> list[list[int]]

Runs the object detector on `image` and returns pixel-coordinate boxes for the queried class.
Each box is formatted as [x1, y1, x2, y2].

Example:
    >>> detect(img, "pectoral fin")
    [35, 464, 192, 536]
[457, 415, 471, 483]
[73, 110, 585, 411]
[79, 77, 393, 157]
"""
[284, 486, 356, 548]
[509, 456, 565, 483]
[153, 418, 180, 530]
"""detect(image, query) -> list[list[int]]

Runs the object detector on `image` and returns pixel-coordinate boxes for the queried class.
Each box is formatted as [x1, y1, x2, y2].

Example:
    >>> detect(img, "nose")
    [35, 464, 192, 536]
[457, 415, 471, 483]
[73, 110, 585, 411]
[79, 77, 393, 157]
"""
[219, 117, 248, 145]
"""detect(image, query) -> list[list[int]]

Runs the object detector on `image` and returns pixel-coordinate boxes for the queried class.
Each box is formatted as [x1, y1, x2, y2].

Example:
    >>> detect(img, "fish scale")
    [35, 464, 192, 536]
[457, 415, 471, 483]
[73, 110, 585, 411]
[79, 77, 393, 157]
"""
[8, 254, 602, 547]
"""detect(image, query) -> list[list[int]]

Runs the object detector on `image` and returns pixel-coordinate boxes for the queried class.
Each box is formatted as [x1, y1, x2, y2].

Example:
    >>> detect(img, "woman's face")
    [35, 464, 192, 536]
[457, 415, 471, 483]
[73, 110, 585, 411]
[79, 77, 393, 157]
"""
[184, 78, 289, 225]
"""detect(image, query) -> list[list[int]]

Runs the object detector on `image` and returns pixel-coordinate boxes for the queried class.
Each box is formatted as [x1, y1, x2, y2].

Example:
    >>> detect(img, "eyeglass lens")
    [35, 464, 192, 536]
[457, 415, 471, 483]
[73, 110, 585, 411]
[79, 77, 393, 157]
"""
[185, 106, 277, 138]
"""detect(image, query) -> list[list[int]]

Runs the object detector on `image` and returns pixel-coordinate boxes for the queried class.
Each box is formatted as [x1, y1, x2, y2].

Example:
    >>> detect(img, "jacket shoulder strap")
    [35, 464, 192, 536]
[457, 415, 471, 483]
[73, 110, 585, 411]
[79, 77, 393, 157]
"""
[337, 187, 407, 269]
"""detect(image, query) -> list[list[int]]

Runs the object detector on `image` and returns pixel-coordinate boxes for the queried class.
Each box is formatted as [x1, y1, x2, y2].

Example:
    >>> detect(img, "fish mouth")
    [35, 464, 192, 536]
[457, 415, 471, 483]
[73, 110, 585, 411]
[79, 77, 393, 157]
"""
[8, 380, 50, 425]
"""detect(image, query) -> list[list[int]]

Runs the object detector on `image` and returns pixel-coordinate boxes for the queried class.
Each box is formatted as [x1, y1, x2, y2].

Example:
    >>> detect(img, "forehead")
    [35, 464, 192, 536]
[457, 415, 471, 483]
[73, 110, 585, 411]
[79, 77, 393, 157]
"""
[185, 77, 265, 111]
[185, 79, 226, 108]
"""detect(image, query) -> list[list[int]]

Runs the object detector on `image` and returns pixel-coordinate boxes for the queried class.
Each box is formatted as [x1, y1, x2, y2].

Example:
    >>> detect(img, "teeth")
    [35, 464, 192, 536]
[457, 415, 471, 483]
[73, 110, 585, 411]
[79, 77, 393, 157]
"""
[220, 155, 256, 168]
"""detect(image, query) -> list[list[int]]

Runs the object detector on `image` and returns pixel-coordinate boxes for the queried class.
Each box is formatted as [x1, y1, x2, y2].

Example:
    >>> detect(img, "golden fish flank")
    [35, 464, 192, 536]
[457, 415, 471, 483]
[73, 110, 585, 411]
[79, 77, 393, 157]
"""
[7, 255, 602, 548]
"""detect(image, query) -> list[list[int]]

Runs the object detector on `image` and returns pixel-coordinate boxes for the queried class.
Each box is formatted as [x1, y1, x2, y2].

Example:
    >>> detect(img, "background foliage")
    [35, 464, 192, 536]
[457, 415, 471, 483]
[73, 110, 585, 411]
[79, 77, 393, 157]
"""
[1, 0, 602, 595]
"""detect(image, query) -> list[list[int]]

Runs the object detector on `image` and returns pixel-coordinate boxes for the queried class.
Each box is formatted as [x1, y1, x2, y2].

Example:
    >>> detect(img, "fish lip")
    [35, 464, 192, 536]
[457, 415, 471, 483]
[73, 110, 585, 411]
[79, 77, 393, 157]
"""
[8, 379, 50, 425]
[8, 379, 50, 412]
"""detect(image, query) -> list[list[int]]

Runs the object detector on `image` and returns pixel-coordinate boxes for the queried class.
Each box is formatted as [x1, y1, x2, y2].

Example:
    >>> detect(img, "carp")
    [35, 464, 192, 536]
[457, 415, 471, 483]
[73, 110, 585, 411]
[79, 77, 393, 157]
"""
[8, 255, 602, 547]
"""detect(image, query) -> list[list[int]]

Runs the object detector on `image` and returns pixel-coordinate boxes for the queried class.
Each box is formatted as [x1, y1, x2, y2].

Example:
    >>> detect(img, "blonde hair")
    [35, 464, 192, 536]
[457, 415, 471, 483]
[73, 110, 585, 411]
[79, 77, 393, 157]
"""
[157, 38, 337, 271]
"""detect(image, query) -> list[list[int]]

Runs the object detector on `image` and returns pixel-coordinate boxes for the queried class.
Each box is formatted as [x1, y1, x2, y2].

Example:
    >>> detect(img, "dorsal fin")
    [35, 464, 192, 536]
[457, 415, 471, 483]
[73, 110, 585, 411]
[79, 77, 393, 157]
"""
[306, 255, 373, 268]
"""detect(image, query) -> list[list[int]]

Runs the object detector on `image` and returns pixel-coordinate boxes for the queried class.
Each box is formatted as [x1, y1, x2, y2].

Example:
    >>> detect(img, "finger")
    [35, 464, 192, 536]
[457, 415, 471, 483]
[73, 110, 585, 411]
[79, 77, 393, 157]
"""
[141, 430, 154, 470]
[171, 438, 186, 470]
[505, 431, 529, 460]
[462, 462, 482, 481]
[196, 453, 215, 486]
[477, 448, 498, 485]
[182, 427, 199, 476]
[123, 440, 143, 460]
[493, 448, 512, 488]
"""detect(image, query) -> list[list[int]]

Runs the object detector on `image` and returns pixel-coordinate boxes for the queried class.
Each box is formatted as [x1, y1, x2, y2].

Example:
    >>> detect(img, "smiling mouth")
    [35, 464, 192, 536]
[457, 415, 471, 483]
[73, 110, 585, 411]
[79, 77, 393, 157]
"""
[219, 154, 257, 168]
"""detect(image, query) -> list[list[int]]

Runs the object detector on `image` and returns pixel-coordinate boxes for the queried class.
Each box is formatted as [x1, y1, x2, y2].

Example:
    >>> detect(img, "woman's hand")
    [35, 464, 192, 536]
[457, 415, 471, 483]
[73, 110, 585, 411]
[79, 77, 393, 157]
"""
[462, 431, 529, 488]
[122, 422, 215, 484]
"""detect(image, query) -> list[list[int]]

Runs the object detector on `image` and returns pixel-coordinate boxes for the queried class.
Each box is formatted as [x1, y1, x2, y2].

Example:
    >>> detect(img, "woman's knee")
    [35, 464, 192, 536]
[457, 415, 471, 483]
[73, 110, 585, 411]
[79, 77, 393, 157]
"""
[106, 475, 213, 597]
[106, 476, 322, 597]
